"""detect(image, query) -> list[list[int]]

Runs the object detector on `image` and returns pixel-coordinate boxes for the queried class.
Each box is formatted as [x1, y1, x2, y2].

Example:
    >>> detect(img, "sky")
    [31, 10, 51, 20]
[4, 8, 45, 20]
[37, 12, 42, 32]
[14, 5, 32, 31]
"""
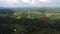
[0, 0, 60, 8]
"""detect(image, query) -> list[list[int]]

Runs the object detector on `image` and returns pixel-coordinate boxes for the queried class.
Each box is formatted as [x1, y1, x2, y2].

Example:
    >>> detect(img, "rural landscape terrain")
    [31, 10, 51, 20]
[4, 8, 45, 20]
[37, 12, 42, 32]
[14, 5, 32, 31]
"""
[0, 7, 60, 34]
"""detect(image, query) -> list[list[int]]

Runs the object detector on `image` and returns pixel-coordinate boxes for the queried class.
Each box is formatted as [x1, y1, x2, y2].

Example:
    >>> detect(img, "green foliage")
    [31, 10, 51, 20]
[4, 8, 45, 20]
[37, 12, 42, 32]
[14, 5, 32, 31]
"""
[0, 9, 60, 34]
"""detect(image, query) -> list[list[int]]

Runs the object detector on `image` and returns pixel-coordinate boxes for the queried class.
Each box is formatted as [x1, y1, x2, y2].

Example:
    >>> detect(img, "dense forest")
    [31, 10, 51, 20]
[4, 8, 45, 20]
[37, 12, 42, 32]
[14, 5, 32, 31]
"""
[0, 8, 60, 34]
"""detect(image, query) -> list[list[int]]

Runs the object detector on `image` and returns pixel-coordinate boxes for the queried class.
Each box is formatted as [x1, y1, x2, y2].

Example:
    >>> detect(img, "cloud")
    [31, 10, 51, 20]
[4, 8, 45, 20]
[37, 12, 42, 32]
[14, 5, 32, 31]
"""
[0, 0, 60, 7]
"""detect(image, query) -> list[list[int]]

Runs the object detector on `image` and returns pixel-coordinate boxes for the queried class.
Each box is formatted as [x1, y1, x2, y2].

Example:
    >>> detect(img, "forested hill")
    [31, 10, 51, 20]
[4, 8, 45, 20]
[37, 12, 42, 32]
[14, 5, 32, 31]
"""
[0, 8, 14, 14]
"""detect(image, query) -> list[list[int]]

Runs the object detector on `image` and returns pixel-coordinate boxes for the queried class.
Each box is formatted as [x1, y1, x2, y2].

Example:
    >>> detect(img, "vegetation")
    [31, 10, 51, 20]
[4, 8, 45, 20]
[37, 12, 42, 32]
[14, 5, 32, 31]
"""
[0, 8, 60, 34]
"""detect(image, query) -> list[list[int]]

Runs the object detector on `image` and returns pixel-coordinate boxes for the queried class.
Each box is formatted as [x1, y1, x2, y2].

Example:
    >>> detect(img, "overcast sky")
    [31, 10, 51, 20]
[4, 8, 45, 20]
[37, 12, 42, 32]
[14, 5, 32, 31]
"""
[0, 0, 60, 8]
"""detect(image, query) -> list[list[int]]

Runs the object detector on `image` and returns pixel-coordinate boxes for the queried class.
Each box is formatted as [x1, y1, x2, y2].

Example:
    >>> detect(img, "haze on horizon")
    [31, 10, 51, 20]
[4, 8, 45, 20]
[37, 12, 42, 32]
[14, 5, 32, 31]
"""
[0, 0, 60, 8]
